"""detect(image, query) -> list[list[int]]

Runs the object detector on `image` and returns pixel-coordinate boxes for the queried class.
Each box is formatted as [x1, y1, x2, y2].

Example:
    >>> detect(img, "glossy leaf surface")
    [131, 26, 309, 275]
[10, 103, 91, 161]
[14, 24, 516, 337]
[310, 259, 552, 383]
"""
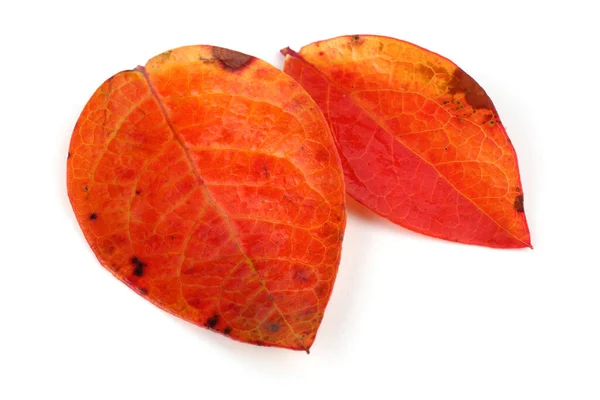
[282, 35, 531, 248]
[67, 46, 346, 351]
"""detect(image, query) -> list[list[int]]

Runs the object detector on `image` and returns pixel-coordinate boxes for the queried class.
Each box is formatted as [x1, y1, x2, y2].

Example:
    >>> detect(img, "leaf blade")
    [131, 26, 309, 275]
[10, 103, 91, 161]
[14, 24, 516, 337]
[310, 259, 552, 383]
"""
[282, 36, 531, 248]
[67, 45, 346, 351]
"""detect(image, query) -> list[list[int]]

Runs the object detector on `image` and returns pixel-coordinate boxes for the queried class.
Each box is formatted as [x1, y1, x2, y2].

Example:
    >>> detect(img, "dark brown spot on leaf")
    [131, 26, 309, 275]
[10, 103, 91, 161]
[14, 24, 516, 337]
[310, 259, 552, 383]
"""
[212, 47, 253, 71]
[135, 190, 141, 195]
[205, 313, 220, 328]
[333, 208, 344, 221]
[131, 257, 146, 277]
[139, 288, 148, 295]
[352, 35, 360, 40]
[479, 112, 493, 124]
[223, 326, 232, 335]
[268, 323, 281, 333]
[449, 68, 497, 113]
[90, 213, 97, 220]
[82, 185, 88, 191]
[67, 152, 71, 159]
[294, 268, 310, 283]
[514, 194, 524, 212]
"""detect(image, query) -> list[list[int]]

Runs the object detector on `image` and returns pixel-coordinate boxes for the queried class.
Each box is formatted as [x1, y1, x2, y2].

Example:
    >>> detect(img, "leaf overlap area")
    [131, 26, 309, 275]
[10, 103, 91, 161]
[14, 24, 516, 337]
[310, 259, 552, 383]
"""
[282, 35, 531, 248]
[67, 46, 346, 351]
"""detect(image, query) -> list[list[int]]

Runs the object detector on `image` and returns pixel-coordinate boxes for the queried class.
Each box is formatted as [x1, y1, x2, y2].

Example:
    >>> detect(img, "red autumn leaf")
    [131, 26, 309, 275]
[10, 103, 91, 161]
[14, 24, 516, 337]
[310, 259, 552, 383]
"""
[282, 35, 531, 248]
[67, 45, 346, 351]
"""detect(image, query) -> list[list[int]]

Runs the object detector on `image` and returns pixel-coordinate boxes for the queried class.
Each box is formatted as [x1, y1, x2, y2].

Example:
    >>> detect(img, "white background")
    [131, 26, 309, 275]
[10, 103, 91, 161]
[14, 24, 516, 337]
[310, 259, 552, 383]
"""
[1, 0, 599, 399]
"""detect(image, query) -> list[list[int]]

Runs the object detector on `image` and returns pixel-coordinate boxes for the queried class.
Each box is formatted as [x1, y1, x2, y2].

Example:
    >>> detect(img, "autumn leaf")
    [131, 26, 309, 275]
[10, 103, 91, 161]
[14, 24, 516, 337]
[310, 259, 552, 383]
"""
[282, 35, 531, 248]
[67, 45, 346, 351]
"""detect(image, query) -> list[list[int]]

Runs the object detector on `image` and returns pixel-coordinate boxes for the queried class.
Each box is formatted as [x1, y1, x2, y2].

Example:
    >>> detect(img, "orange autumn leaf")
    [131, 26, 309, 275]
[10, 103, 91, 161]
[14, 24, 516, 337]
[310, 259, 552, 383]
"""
[282, 35, 531, 248]
[67, 45, 346, 351]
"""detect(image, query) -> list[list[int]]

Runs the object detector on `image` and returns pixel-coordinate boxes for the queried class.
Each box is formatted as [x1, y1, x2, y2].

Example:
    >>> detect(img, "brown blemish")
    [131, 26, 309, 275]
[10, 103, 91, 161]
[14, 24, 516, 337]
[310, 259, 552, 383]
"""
[314, 282, 329, 297]
[99, 240, 116, 256]
[415, 64, 435, 83]
[514, 194, 524, 212]
[449, 68, 497, 113]
[131, 257, 146, 277]
[268, 323, 281, 333]
[135, 189, 141, 195]
[426, 62, 447, 74]
[319, 222, 339, 239]
[82, 185, 88, 191]
[294, 267, 310, 283]
[205, 313, 220, 328]
[139, 288, 148, 295]
[516, 187, 521, 193]
[211, 47, 253, 71]
[479, 112, 493, 124]
[297, 307, 318, 318]
[223, 326, 232, 335]
[349, 35, 365, 47]
[67, 152, 71, 159]
[159, 50, 172, 60]
[89, 213, 97, 220]
[332, 208, 344, 222]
